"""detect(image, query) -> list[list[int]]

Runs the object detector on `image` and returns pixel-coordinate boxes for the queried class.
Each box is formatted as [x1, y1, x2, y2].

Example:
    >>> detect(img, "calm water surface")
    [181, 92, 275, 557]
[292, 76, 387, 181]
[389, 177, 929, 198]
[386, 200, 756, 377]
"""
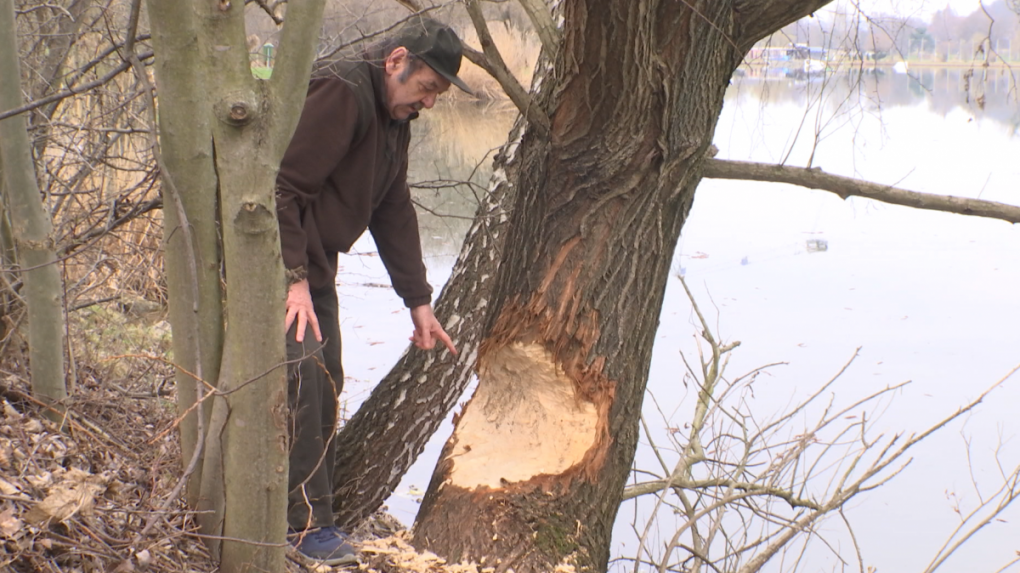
[337, 69, 1020, 572]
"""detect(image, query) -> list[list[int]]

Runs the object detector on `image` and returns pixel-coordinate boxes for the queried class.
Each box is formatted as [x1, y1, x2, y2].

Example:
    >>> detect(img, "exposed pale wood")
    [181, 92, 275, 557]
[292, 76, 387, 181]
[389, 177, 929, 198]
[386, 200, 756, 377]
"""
[332, 114, 530, 530]
[410, 1, 886, 572]
[703, 158, 1020, 224]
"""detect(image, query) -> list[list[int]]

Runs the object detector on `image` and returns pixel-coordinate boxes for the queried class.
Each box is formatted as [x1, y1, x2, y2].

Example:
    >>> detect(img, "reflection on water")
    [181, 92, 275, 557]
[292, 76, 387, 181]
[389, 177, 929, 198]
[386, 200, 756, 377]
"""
[338, 68, 1020, 573]
[732, 66, 1020, 133]
[407, 101, 519, 263]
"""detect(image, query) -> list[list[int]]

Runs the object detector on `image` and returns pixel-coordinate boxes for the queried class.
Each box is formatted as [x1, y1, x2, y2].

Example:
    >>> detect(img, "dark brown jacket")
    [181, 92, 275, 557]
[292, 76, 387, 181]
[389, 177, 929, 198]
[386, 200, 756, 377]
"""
[276, 56, 432, 308]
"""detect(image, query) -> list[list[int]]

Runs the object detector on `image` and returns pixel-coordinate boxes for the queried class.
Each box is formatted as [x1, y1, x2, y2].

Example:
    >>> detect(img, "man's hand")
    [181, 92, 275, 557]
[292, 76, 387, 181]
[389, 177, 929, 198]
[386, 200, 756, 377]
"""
[409, 304, 457, 355]
[285, 279, 322, 343]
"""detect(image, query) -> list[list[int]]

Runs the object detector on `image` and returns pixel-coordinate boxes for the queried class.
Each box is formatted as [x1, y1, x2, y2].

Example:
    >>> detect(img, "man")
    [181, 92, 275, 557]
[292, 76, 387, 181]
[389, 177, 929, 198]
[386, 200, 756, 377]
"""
[275, 17, 467, 564]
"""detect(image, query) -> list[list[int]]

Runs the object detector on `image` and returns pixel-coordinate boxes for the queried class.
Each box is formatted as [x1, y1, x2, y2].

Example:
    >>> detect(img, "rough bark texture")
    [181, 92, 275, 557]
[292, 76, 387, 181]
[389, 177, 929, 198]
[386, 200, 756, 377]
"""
[411, 1, 833, 572]
[0, 0, 67, 420]
[331, 14, 573, 532]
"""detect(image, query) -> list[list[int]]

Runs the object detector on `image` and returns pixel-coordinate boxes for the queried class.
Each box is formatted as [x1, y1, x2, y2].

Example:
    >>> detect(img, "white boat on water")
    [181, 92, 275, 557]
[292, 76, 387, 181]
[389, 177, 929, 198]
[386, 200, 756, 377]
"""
[893, 61, 909, 73]
[804, 59, 827, 73]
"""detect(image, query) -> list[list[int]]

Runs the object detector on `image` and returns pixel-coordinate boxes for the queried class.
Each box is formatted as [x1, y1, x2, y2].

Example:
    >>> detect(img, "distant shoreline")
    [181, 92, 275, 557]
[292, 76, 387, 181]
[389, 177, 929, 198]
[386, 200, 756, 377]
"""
[740, 60, 1016, 70]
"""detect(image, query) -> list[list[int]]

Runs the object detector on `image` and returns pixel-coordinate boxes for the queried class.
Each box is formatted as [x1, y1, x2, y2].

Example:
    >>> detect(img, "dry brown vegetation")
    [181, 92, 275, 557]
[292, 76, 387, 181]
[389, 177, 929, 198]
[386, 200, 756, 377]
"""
[0, 377, 548, 572]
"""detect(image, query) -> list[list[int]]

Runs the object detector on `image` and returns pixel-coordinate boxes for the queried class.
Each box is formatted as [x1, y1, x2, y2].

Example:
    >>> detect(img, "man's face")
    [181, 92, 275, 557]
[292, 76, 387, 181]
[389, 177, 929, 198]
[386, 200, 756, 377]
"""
[383, 47, 451, 121]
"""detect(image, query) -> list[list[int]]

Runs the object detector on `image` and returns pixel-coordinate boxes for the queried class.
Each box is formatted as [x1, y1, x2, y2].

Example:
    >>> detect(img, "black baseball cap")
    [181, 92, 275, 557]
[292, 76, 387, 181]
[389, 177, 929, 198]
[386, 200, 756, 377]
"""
[395, 17, 471, 94]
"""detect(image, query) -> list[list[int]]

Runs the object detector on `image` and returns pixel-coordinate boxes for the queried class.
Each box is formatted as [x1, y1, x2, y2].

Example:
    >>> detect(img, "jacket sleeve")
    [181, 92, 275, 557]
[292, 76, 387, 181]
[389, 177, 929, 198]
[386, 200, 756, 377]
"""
[369, 160, 433, 308]
[276, 78, 360, 273]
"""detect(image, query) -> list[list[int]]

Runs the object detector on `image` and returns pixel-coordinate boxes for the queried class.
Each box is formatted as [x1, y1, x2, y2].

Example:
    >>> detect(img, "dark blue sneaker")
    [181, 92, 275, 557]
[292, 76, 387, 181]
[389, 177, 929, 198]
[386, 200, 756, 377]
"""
[288, 526, 357, 565]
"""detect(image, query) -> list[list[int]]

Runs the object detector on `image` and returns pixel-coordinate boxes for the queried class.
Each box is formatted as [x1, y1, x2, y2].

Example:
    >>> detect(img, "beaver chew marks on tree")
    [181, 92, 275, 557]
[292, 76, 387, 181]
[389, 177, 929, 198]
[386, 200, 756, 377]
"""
[449, 342, 597, 489]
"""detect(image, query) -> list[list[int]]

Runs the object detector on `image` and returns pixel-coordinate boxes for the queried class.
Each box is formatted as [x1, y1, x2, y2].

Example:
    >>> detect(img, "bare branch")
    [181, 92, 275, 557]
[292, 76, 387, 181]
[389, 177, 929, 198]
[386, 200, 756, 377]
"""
[463, 0, 550, 134]
[0, 52, 153, 122]
[702, 158, 1020, 224]
[516, 0, 559, 55]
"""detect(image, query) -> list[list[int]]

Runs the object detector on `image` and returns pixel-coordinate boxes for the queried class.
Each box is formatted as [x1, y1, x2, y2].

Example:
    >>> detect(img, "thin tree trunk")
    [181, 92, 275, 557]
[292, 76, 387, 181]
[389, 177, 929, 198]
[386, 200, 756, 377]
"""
[148, 0, 325, 569]
[0, 155, 17, 346]
[194, 1, 325, 570]
[145, 0, 224, 507]
[0, 0, 67, 422]
[412, 1, 831, 571]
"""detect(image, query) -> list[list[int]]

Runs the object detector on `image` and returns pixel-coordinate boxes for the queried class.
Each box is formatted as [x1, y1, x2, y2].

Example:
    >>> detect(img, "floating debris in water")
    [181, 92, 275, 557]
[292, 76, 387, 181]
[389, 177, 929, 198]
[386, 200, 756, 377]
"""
[806, 239, 828, 252]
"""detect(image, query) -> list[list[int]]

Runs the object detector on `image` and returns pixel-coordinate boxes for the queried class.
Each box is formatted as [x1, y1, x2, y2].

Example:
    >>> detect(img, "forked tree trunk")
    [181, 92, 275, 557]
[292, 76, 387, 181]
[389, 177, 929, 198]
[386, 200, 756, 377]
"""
[147, 1, 325, 570]
[0, 0, 67, 421]
[411, 1, 830, 571]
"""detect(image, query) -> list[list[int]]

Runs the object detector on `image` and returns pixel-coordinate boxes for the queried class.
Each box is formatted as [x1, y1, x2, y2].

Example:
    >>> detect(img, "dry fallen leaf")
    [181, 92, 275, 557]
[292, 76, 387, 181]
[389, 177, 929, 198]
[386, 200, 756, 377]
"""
[0, 476, 20, 496]
[0, 507, 23, 538]
[136, 549, 152, 569]
[2, 401, 19, 418]
[24, 468, 108, 523]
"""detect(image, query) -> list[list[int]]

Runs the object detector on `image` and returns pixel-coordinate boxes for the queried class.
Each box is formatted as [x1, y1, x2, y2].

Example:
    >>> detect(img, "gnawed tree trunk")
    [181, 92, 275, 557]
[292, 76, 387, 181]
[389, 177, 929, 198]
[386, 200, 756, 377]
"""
[331, 9, 560, 530]
[147, 1, 325, 570]
[332, 114, 533, 528]
[412, 1, 831, 572]
[0, 0, 67, 421]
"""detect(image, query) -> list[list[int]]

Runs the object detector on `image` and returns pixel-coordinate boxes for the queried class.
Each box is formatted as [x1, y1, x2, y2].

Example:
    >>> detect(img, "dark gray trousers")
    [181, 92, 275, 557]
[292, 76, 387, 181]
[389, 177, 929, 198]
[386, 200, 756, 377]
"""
[286, 284, 342, 530]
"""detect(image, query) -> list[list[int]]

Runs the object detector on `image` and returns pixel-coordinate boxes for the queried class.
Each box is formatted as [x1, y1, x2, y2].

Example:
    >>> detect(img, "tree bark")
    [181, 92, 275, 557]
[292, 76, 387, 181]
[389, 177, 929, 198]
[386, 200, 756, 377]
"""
[0, 0, 67, 422]
[331, 16, 572, 532]
[145, 0, 224, 507]
[191, 0, 324, 568]
[332, 115, 529, 530]
[148, 0, 325, 570]
[412, 1, 832, 572]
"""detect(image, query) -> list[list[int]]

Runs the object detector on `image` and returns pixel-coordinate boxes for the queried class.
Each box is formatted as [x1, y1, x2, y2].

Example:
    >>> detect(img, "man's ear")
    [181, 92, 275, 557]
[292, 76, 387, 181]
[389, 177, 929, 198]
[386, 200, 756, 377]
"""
[384, 46, 409, 76]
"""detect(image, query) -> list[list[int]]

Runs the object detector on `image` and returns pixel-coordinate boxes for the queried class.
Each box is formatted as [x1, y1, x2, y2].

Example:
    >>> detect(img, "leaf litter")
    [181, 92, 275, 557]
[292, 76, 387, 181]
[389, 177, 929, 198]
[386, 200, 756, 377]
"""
[0, 377, 563, 573]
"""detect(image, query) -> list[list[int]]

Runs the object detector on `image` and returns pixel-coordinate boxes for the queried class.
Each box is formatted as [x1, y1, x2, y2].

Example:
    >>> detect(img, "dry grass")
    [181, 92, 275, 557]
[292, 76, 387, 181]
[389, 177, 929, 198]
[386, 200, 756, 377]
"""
[416, 101, 519, 175]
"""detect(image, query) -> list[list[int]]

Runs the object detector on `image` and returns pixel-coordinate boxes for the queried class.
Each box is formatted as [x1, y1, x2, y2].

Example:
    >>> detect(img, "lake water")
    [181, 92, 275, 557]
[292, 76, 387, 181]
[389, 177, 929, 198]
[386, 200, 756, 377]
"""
[336, 68, 1020, 572]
